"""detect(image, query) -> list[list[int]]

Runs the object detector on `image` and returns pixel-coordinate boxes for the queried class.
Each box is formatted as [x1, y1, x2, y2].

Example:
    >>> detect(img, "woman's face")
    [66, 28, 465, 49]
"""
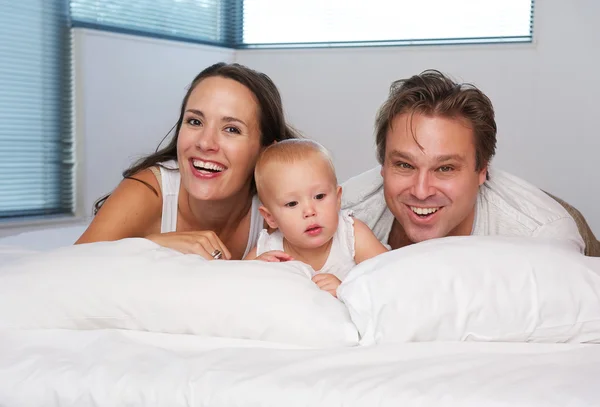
[177, 76, 262, 202]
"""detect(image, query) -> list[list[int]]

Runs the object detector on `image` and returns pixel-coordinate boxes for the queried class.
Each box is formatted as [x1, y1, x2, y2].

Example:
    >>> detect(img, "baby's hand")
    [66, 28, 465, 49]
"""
[312, 273, 341, 298]
[255, 250, 294, 262]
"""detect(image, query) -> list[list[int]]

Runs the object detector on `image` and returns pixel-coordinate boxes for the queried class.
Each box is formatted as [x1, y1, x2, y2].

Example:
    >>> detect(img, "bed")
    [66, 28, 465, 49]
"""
[1, 227, 599, 406]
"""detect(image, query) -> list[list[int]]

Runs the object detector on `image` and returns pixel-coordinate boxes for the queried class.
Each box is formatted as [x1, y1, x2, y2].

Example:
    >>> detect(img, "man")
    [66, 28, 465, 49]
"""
[342, 70, 599, 256]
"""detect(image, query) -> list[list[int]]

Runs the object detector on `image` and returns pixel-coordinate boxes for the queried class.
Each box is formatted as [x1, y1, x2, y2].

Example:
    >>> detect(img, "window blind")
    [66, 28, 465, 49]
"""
[0, 0, 74, 219]
[242, 0, 535, 47]
[70, 0, 240, 47]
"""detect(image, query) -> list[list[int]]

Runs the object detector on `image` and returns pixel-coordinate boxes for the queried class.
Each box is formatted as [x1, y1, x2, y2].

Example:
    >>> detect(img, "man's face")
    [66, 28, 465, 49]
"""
[381, 112, 487, 244]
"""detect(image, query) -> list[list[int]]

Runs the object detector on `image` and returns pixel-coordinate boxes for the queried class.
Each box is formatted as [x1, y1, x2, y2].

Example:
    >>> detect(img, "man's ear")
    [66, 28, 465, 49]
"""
[259, 205, 278, 229]
[336, 185, 342, 211]
[478, 164, 488, 186]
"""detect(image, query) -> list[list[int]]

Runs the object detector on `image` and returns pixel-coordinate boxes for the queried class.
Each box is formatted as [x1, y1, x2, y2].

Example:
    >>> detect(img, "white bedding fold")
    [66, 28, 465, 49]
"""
[1, 329, 599, 407]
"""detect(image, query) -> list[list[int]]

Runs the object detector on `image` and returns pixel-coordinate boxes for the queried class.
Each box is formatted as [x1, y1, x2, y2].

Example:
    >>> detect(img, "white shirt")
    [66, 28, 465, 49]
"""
[256, 210, 357, 280]
[156, 160, 263, 258]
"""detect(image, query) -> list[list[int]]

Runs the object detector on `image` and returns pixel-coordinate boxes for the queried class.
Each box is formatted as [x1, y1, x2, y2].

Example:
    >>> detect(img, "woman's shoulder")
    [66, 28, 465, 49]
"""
[76, 169, 163, 243]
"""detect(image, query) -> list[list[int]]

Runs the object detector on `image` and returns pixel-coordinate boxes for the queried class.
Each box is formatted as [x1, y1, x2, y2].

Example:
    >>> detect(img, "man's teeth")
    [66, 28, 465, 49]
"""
[192, 159, 225, 172]
[411, 206, 439, 215]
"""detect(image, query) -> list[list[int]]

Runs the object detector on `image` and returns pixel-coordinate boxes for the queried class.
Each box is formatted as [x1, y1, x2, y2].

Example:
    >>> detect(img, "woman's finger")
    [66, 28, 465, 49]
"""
[194, 232, 231, 260]
[192, 243, 218, 260]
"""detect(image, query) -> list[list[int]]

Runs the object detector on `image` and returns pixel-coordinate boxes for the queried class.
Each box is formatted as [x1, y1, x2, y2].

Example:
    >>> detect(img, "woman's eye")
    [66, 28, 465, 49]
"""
[315, 193, 326, 200]
[224, 126, 241, 134]
[187, 118, 201, 126]
[285, 201, 298, 208]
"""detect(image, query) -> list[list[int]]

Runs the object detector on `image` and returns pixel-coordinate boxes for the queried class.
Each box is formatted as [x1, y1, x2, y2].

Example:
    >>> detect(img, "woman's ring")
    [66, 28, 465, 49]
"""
[211, 249, 223, 260]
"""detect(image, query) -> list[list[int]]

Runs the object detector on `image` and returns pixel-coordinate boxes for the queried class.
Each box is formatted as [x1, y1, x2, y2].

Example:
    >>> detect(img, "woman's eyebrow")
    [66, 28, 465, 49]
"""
[222, 116, 247, 127]
[186, 109, 247, 127]
[185, 109, 204, 117]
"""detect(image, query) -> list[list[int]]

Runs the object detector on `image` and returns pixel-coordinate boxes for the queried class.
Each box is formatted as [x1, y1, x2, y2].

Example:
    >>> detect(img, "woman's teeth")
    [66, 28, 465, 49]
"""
[192, 159, 225, 172]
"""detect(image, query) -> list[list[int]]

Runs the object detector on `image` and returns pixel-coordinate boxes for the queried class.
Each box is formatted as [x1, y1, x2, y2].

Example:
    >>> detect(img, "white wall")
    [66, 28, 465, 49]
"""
[2, 0, 599, 238]
[236, 0, 600, 233]
[74, 29, 236, 219]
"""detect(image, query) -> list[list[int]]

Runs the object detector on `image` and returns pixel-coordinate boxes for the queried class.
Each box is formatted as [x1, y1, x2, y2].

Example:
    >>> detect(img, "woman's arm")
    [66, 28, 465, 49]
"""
[75, 169, 162, 244]
[353, 218, 389, 264]
[76, 169, 233, 260]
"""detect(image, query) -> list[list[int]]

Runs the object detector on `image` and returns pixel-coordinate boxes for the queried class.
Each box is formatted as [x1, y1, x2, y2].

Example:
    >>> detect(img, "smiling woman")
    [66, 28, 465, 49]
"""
[75, 62, 299, 260]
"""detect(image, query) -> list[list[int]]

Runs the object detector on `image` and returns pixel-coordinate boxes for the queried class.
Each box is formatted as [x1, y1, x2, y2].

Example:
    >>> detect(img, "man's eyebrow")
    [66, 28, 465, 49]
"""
[436, 154, 466, 163]
[388, 151, 415, 161]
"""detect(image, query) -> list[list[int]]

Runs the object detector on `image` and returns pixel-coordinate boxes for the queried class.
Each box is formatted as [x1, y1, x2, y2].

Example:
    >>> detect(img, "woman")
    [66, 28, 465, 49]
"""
[76, 62, 298, 260]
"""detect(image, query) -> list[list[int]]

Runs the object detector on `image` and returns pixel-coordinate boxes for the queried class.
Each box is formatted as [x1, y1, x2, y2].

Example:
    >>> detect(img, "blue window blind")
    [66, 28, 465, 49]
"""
[0, 0, 74, 219]
[70, 0, 239, 47]
[242, 0, 535, 47]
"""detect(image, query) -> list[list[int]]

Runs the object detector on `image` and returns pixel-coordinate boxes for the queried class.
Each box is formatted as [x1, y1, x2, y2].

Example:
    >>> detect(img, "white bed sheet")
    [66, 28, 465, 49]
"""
[0, 223, 88, 253]
[1, 328, 599, 407]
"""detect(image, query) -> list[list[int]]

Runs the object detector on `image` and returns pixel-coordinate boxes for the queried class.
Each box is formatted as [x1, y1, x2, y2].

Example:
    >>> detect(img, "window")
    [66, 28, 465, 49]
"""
[0, 1, 74, 219]
[70, 0, 240, 47]
[242, 0, 534, 47]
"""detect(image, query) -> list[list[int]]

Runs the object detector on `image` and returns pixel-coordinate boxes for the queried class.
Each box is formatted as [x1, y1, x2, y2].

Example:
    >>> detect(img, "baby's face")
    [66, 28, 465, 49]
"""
[260, 156, 341, 250]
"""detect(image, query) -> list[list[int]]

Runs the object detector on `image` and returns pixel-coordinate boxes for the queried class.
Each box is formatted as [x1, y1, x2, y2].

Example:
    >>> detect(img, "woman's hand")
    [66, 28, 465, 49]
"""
[146, 231, 232, 260]
[312, 273, 342, 297]
[255, 250, 294, 262]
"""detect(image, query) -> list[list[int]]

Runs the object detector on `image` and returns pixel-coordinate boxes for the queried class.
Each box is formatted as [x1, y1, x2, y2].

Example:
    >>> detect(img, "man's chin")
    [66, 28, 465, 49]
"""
[404, 226, 445, 244]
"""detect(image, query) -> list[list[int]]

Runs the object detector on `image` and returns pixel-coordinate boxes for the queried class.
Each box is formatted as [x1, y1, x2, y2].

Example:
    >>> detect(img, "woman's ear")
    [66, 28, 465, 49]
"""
[259, 205, 278, 229]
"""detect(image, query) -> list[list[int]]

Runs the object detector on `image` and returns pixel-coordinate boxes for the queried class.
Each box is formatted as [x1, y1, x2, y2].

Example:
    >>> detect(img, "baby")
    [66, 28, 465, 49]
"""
[244, 139, 388, 297]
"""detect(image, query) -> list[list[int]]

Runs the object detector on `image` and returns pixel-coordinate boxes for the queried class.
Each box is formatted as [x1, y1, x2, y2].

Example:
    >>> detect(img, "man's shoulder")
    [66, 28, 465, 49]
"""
[476, 168, 582, 250]
[341, 165, 384, 209]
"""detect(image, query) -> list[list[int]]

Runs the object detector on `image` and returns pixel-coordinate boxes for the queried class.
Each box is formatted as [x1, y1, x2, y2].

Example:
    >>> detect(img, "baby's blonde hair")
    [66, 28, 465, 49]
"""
[255, 139, 337, 202]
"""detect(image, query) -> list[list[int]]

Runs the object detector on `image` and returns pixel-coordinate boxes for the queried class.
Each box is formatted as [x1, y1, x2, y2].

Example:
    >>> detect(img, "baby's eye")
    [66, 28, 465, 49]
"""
[285, 201, 298, 208]
[315, 193, 326, 200]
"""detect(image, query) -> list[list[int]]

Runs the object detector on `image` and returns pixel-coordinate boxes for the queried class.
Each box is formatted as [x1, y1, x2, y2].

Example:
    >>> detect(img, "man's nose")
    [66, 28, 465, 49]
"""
[411, 171, 436, 200]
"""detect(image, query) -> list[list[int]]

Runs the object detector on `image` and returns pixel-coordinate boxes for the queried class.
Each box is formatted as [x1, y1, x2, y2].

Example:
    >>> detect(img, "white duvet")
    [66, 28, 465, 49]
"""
[2, 230, 600, 406]
[1, 328, 600, 407]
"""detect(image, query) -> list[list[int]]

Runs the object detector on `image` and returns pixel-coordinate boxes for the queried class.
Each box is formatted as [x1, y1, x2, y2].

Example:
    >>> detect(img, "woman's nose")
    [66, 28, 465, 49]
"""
[195, 126, 219, 151]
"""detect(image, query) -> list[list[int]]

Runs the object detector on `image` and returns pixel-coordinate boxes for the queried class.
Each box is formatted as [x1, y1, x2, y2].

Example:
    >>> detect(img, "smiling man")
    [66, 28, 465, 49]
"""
[343, 70, 598, 255]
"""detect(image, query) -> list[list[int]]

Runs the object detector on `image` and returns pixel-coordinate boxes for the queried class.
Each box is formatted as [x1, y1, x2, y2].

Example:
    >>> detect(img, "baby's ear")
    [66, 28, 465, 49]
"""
[336, 185, 342, 210]
[259, 205, 278, 229]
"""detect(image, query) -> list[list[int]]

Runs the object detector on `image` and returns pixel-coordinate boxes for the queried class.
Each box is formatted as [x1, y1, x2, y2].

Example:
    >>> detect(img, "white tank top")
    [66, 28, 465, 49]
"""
[156, 160, 263, 258]
[256, 209, 357, 280]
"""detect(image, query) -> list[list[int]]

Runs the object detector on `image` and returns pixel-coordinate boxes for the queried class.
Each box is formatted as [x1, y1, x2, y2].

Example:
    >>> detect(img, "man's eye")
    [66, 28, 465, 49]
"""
[285, 201, 298, 208]
[438, 166, 453, 172]
[315, 193, 326, 200]
[396, 162, 413, 169]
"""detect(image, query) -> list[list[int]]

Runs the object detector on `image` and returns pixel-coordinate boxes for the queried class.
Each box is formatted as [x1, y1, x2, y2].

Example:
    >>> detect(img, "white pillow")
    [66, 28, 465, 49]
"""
[0, 238, 359, 348]
[337, 235, 600, 345]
